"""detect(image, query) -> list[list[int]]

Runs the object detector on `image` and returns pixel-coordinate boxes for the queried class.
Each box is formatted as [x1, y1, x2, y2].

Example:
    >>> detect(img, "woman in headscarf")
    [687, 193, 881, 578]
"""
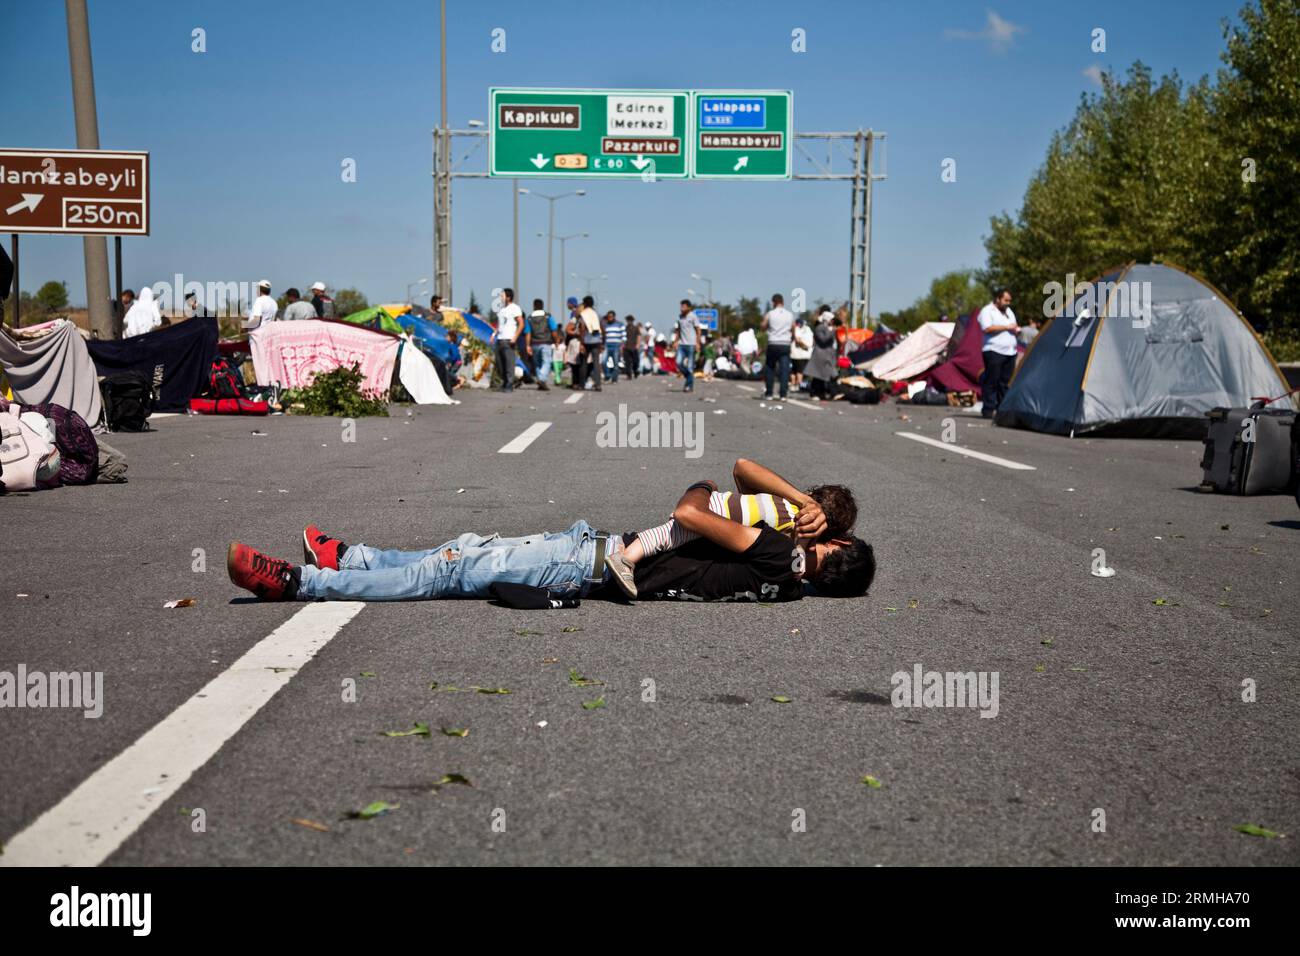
[123, 285, 163, 338]
[805, 310, 840, 401]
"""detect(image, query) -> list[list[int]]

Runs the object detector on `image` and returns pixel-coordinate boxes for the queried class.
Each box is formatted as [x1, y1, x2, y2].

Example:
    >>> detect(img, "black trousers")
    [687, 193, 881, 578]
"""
[982, 350, 1015, 416]
[623, 346, 640, 378]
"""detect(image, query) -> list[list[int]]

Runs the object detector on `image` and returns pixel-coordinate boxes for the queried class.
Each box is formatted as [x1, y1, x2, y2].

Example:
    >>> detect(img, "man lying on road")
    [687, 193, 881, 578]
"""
[227, 458, 875, 603]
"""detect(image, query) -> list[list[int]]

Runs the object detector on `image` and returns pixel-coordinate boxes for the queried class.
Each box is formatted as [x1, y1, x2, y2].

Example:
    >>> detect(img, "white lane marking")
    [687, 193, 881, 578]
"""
[151, 413, 179, 419]
[895, 431, 1036, 471]
[498, 421, 553, 454]
[564, 392, 584, 405]
[736, 384, 758, 393]
[0, 601, 365, 867]
[781, 397, 822, 412]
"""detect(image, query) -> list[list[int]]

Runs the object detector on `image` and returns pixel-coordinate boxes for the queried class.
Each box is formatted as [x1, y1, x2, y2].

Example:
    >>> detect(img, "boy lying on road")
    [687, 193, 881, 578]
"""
[603, 463, 859, 598]
[227, 458, 875, 603]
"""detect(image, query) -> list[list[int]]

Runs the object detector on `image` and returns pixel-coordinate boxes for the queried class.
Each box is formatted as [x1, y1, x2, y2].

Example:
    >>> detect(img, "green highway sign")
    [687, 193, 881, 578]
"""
[691, 90, 792, 180]
[490, 88, 690, 179]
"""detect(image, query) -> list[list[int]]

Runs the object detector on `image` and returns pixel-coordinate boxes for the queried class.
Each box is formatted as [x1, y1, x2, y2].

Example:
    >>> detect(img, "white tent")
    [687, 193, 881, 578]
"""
[861, 321, 954, 381]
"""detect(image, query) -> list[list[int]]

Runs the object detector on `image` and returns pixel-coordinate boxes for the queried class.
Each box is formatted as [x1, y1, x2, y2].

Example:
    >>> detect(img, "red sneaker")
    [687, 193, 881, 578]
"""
[302, 525, 345, 571]
[227, 543, 299, 601]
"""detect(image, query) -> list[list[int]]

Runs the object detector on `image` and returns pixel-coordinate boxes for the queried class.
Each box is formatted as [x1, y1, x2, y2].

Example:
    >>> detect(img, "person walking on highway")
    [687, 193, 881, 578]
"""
[525, 298, 554, 391]
[494, 287, 524, 393]
[579, 295, 603, 392]
[791, 316, 813, 391]
[603, 311, 625, 383]
[761, 293, 795, 400]
[622, 315, 641, 380]
[977, 287, 1020, 419]
[806, 312, 839, 401]
[676, 299, 699, 393]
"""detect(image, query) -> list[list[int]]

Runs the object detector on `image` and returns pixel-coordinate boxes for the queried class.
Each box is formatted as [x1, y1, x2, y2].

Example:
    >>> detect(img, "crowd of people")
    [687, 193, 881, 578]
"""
[484, 289, 865, 400]
[117, 280, 339, 338]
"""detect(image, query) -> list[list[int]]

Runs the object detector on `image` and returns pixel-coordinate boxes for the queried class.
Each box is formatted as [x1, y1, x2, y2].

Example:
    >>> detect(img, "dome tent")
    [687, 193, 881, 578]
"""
[995, 262, 1293, 438]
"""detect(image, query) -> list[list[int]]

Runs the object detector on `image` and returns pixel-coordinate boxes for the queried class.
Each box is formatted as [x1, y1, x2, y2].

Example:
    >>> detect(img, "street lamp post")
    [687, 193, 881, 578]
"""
[544, 232, 588, 314]
[690, 272, 714, 306]
[519, 188, 585, 314]
[573, 272, 608, 297]
[406, 277, 428, 304]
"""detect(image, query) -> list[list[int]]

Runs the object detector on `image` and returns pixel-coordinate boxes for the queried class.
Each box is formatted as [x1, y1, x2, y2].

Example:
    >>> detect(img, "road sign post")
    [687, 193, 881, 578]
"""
[691, 91, 792, 180]
[693, 307, 719, 331]
[490, 89, 690, 179]
[0, 148, 149, 235]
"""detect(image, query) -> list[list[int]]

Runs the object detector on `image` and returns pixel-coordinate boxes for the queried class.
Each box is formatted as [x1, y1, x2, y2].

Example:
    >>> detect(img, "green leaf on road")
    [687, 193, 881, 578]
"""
[861, 775, 883, 789]
[380, 722, 430, 738]
[432, 773, 473, 789]
[360, 671, 376, 678]
[1041, 638, 1054, 647]
[515, 629, 544, 637]
[441, 727, 469, 737]
[561, 625, 582, 633]
[1233, 823, 1282, 839]
[568, 668, 604, 687]
[349, 801, 399, 820]
[582, 697, 606, 710]
[770, 695, 792, 703]
[1033, 664, 1046, 673]
[1152, 598, 1180, 606]
[472, 686, 512, 695]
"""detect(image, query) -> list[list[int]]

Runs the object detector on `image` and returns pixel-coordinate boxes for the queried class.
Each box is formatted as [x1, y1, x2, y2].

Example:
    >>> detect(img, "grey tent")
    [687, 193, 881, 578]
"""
[996, 262, 1293, 438]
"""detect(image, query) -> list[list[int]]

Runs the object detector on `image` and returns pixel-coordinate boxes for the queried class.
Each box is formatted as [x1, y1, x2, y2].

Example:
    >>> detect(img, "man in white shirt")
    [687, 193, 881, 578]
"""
[494, 287, 524, 393]
[977, 287, 1020, 419]
[246, 280, 278, 330]
[282, 288, 317, 321]
[760, 293, 795, 400]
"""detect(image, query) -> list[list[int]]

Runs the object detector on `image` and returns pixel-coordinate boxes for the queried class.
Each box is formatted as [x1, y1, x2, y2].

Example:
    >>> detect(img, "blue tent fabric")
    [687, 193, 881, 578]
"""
[463, 312, 495, 345]
[396, 313, 457, 364]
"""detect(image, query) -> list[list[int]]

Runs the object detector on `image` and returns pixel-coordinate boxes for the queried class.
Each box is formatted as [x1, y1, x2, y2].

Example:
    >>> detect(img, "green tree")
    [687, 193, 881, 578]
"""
[333, 287, 368, 317]
[467, 289, 483, 317]
[1206, 0, 1300, 332]
[34, 280, 69, 313]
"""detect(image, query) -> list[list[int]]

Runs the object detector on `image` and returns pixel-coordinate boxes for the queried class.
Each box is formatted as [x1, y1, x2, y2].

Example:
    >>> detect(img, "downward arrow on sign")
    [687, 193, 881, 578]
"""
[530, 154, 550, 169]
[630, 156, 651, 171]
[5, 193, 44, 216]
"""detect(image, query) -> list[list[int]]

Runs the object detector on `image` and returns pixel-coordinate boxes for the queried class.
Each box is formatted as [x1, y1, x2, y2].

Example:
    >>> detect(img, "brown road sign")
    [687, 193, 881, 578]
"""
[0, 148, 149, 235]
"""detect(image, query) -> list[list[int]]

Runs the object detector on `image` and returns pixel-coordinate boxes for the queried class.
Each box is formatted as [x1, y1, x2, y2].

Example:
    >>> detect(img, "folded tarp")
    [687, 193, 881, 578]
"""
[87, 316, 218, 413]
[398, 334, 456, 405]
[1, 319, 104, 425]
[929, 310, 985, 395]
[249, 318, 398, 395]
[861, 321, 954, 381]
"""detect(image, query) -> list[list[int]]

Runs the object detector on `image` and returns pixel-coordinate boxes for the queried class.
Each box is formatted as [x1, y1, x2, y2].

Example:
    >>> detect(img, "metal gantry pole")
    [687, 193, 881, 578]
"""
[512, 178, 519, 295]
[545, 200, 554, 316]
[863, 131, 875, 327]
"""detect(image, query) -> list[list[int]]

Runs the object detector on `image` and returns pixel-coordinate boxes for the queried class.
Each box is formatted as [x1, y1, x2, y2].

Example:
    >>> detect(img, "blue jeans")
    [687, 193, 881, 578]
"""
[531, 343, 552, 383]
[298, 521, 606, 601]
[764, 343, 791, 399]
[677, 344, 696, 389]
[605, 344, 621, 381]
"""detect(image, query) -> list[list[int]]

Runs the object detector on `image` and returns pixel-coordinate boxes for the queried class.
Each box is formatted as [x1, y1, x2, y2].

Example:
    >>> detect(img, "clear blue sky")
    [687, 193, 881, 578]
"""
[3, 0, 1241, 324]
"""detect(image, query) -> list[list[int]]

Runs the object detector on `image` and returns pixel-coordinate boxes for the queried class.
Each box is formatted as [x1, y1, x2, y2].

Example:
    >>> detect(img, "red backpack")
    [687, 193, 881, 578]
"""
[209, 358, 242, 399]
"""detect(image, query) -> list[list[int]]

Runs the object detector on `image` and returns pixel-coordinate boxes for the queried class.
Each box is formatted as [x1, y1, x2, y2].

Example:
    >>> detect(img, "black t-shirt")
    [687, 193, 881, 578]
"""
[633, 525, 804, 602]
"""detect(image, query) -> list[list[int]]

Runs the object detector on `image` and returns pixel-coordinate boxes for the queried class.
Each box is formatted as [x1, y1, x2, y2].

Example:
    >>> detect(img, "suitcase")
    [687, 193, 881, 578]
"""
[1199, 405, 1297, 494]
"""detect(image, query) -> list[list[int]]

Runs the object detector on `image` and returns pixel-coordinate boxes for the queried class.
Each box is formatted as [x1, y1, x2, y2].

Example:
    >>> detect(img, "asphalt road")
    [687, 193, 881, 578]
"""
[2, 373, 1297, 866]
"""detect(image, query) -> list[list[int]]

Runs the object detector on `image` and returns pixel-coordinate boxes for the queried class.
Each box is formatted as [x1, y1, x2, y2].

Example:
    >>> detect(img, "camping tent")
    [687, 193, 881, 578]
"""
[861, 321, 954, 381]
[929, 310, 985, 395]
[341, 305, 458, 364]
[996, 262, 1293, 437]
[87, 316, 218, 412]
[0, 319, 104, 425]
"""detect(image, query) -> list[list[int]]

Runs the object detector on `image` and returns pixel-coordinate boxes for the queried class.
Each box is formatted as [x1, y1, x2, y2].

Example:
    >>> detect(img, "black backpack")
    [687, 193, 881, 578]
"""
[101, 371, 153, 432]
